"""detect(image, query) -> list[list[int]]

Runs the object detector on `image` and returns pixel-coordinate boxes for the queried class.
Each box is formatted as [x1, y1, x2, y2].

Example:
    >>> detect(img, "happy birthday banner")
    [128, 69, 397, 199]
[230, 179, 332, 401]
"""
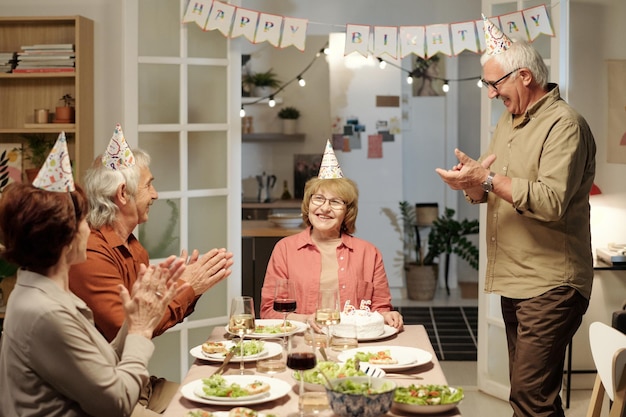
[183, 1, 553, 58]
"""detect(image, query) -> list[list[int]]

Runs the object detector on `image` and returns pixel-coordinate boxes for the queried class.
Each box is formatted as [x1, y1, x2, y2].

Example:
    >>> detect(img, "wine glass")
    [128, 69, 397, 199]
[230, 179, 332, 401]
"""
[315, 288, 340, 347]
[228, 296, 256, 375]
[273, 278, 297, 344]
[287, 342, 325, 417]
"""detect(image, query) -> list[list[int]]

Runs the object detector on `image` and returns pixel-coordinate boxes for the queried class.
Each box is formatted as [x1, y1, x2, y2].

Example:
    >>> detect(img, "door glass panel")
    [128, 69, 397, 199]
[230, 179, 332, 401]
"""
[139, 64, 180, 124]
[188, 24, 227, 59]
[147, 331, 181, 383]
[138, 0, 180, 57]
[138, 198, 181, 259]
[188, 131, 228, 190]
[188, 65, 228, 124]
[138, 131, 181, 192]
[188, 282, 228, 323]
[189, 196, 227, 252]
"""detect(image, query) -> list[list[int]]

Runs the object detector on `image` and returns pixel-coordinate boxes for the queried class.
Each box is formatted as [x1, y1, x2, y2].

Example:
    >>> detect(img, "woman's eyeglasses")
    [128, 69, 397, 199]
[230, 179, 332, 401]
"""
[480, 68, 520, 93]
[310, 194, 346, 210]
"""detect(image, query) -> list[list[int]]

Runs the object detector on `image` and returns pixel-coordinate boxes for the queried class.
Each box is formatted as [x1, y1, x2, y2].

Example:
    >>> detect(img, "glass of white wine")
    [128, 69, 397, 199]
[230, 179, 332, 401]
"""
[314, 288, 340, 349]
[228, 296, 256, 375]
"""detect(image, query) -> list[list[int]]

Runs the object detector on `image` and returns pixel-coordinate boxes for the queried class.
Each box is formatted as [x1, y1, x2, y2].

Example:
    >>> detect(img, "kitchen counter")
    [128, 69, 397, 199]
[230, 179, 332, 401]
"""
[241, 220, 305, 237]
[241, 199, 302, 209]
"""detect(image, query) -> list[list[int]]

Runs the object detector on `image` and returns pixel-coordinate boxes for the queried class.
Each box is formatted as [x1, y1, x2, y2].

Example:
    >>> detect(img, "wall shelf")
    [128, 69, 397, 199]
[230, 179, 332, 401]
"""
[242, 133, 305, 142]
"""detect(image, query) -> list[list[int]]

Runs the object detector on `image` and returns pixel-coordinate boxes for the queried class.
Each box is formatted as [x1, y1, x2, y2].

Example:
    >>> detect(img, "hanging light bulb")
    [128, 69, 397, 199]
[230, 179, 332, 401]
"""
[297, 76, 306, 87]
[377, 58, 387, 69]
[268, 95, 276, 108]
[477, 79, 483, 88]
[442, 80, 450, 93]
[240, 106, 246, 118]
[406, 74, 413, 85]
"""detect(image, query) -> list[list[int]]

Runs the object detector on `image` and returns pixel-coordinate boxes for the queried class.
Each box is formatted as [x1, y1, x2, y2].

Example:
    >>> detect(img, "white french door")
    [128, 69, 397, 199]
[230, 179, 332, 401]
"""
[123, 0, 242, 382]
[477, 0, 568, 401]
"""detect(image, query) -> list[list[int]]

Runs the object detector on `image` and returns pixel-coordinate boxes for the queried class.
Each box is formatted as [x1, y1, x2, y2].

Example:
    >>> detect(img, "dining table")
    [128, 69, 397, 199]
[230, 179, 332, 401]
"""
[163, 324, 462, 416]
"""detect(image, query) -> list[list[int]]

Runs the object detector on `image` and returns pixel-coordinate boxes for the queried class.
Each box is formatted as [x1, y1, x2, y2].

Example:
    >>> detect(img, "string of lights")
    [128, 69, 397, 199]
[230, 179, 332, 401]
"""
[240, 43, 329, 117]
[376, 57, 483, 92]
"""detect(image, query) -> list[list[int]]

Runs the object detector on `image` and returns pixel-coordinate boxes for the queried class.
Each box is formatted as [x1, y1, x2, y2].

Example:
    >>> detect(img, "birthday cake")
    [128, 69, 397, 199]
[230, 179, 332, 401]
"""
[340, 300, 385, 339]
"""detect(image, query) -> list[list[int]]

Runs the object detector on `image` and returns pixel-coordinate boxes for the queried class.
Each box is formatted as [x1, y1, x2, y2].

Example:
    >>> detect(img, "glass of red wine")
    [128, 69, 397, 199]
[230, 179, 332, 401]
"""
[273, 278, 297, 344]
[287, 343, 318, 416]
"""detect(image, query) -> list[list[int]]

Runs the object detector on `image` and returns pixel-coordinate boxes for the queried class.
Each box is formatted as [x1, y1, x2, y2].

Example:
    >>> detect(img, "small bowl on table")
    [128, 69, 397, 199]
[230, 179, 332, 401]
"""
[268, 213, 302, 228]
[325, 376, 396, 417]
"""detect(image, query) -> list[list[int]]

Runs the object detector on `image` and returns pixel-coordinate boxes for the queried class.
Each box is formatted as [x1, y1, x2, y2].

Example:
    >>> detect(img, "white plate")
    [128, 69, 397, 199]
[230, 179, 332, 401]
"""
[186, 412, 269, 417]
[225, 319, 307, 339]
[337, 346, 433, 371]
[181, 375, 291, 406]
[358, 325, 399, 341]
[189, 341, 282, 363]
[392, 387, 462, 414]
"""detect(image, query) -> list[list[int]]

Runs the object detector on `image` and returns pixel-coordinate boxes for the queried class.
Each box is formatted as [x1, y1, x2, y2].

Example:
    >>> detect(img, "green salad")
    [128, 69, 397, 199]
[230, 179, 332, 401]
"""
[394, 384, 464, 406]
[293, 359, 364, 385]
[254, 321, 295, 334]
[199, 375, 253, 398]
[332, 379, 395, 395]
[230, 340, 265, 356]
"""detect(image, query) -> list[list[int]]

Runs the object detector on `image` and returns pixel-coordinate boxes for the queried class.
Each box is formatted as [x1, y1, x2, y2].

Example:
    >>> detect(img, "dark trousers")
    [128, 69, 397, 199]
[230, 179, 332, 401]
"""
[501, 286, 589, 417]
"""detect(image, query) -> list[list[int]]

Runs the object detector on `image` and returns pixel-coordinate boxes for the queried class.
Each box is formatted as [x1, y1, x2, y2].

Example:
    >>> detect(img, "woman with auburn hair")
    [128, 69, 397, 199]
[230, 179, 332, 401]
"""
[0, 139, 187, 417]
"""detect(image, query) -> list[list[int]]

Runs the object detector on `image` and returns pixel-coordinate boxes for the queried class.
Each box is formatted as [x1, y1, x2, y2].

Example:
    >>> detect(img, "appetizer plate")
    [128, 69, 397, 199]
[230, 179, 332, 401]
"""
[225, 319, 307, 339]
[392, 387, 463, 414]
[337, 346, 433, 371]
[187, 411, 269, 417]
[190, 341, 283, 363]
[181, 375, 291, 406]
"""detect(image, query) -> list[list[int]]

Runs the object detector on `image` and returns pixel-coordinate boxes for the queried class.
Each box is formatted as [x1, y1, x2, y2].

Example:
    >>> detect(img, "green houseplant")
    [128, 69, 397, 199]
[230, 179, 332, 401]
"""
[399, 202, 479, 299]
[243, 69, 281, 97]
[21, 133, 56, 183]
[55, 93, 75, 123]
[278, 106, 300, 135]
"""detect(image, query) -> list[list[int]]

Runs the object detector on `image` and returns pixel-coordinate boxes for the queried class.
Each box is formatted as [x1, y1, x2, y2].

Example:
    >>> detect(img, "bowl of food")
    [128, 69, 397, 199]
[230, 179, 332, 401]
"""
[268, 213, 302, 228]
[392, 384, 464, 414]
[294, 359, 365, 391]
[325, 376, 396, 417]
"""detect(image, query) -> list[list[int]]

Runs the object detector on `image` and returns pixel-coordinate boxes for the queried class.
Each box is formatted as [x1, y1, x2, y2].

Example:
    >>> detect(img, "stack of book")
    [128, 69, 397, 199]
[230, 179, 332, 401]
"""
[0, 52, 16, 73]
[13, 43, 75, 73]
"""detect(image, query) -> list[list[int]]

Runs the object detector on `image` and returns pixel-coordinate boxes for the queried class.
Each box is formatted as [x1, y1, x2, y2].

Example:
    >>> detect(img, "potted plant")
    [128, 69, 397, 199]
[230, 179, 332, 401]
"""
[242, 69, 281, 98]
[399, 202, 479, 300]
[21, 133, 56, 183]
[277, 106, 300, 134]
[55, 93, 75, 123]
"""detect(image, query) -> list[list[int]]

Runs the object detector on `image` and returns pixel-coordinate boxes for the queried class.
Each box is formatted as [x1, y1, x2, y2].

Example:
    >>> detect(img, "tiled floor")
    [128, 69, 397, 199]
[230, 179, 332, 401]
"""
[393, 287, 603, 417]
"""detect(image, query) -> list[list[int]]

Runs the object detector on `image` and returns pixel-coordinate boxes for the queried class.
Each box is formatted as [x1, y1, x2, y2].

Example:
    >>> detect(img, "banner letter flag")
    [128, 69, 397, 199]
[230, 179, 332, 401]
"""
[204, 1, 236, 37]
[399, 26, 425, 58]
[256, 13, 283, 47]
[425, 24, 452, 57]
[230, 7, 259, 42]
[451, 21, 479, 55]
[280, 17, 308, 51]
[373, 26, 398, 59]
[523, 5, 554, 41]
[475, 18, 486, 52]
[345, 24, 371, 57]
[500, 11, 530, 42]
[182, 0, 213, 28]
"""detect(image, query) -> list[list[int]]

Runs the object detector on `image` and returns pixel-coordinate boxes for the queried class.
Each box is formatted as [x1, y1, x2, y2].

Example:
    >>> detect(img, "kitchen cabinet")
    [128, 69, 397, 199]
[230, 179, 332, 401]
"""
[0, 16, 94, 183]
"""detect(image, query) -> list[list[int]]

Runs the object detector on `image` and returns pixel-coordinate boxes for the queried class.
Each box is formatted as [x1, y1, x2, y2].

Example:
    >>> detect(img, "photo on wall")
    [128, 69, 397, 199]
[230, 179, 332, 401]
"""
[293, 153, 322, 198]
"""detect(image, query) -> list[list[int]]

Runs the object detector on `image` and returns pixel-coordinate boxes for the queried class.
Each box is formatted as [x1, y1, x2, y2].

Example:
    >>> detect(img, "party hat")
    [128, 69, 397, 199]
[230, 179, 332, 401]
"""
[482, 14, 512, 55]
[318, 139, 344, 179]
[101, 123, 135, 170]
[32, 132, 75, 192]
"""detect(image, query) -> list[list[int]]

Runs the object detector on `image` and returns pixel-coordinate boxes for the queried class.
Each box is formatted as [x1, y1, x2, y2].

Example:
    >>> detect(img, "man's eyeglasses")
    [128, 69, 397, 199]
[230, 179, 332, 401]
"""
[480, 68, 520, 93]
[310, 194, 346, 210]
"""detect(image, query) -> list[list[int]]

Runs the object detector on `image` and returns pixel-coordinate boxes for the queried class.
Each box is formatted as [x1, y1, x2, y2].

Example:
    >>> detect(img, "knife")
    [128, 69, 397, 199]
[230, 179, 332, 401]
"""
[211, 349, 236, 376]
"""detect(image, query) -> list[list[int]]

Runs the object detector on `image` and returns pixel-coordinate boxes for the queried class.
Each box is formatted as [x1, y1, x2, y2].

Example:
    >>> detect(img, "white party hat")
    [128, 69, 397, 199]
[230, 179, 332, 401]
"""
[101, 123, 136, 170]
[482, 14, 512, 55]
[32, 132, 75, 192]
[318, 139, 343, 179]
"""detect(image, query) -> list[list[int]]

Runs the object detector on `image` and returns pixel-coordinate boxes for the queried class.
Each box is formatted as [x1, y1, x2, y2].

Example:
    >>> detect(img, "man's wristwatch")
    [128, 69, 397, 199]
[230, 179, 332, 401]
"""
[481, 171, 496, 193]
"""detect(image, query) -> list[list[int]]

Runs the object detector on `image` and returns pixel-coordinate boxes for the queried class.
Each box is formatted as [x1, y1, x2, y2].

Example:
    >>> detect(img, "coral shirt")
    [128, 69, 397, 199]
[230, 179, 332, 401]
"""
[260, 228, 393, 319]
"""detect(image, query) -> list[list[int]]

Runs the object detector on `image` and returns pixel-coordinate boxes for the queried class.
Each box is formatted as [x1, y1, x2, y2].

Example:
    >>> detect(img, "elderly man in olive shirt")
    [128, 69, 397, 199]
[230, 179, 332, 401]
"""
[436, 37, 595, 417]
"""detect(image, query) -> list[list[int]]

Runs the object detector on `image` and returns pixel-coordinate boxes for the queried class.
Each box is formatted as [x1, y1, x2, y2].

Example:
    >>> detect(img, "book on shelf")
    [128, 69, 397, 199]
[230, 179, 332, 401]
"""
[12, 67, 75, 73]
[18, 55, 75, 61]
[20, 43, 74, 50]
[16, 61, 75, 67]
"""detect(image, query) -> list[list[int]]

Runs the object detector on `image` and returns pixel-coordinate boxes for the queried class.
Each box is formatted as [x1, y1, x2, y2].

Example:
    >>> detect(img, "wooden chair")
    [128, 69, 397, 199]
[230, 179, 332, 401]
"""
[586, 321, 626, 417]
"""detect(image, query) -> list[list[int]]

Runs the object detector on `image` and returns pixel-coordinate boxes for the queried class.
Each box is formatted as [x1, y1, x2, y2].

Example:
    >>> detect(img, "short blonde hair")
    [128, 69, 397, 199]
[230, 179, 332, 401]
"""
[301, 177, 359, 234]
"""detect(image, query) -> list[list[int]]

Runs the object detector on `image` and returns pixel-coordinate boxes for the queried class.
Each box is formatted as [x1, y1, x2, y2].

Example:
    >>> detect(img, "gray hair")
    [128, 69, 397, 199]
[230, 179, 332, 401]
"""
[84, 148, 151, 228]
[480, 40, 549, 89]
